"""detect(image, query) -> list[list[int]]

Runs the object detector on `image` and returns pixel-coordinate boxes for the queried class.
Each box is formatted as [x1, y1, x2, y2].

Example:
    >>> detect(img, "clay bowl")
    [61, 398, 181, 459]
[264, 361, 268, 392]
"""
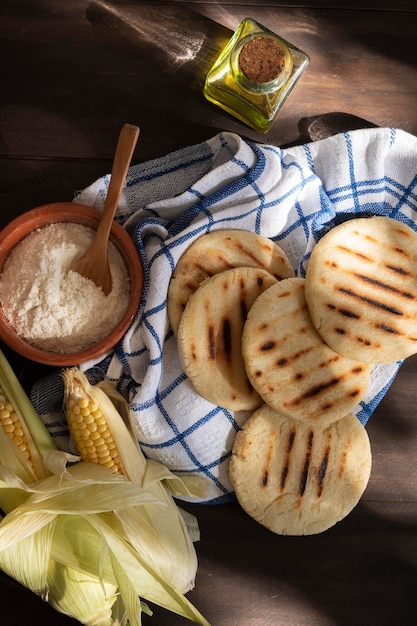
[0, 202, 144, 366]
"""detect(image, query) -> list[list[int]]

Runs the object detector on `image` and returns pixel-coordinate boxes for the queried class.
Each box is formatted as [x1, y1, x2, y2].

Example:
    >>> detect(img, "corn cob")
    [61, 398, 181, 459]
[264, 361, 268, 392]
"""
[65, 394, 123, 474]
[62, 368, 146, 482]
[0, 350, 53, 481]
[0, 383, 34, 469]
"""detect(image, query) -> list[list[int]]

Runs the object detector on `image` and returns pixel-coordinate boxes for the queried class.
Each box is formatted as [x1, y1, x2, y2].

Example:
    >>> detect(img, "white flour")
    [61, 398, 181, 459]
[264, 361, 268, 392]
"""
[0, 222, 130, 353]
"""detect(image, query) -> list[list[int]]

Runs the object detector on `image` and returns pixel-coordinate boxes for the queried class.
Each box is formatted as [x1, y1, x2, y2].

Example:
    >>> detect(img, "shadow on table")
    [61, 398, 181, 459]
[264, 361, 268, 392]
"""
[168, 499, 417, 626]
[85, 0, 382, 148]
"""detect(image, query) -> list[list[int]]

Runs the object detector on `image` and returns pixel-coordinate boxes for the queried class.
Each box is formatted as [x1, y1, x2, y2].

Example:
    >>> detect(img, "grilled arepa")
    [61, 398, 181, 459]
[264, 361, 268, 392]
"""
[177, 267, 277, 411]
[168, 229, 294, 335]
[242, 277, 371, 425]
[304, 216, 417, 363]
[229, 405, 372, 535]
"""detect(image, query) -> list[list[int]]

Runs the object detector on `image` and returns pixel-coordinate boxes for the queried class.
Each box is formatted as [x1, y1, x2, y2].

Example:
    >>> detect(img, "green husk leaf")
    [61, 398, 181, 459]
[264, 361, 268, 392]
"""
[43, 448, 81, 476]
[51, 514, 117, 583]
[39, 457, 138, 489]
[115, 505, 197, 594]
[52, 513, 211, 624]
[0, 471, 164, 550]
[165, 472, 210, 500]
[0, 518, 55, 596]
[178, 507, 201, 544]
[0, 508, 56, 550]
[93, 513, 211, 625]
[46, 560, 118, 626]
[2, 480, 162, 518]
[109, 548, 142, 626]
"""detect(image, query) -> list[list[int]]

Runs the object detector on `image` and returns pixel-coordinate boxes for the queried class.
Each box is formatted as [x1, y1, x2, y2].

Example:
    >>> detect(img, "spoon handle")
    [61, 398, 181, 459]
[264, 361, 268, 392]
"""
[96, 123, 140, 245]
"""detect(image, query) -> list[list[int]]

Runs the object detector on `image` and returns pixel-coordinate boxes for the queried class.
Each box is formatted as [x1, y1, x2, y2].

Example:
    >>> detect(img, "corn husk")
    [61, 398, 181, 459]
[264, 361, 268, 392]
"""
[64, 369, 207, 594]
[0, 352, 210, 626]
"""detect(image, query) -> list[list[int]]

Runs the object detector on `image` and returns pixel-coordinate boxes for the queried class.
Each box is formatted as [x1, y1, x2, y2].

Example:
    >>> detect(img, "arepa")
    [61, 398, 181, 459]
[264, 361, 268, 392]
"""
[177, 267, 277, 411]
[242, 277, 371, 425]
[168, 229, 294, 335]
[304, 216, 417, 363]
[229, 405, 372, 535]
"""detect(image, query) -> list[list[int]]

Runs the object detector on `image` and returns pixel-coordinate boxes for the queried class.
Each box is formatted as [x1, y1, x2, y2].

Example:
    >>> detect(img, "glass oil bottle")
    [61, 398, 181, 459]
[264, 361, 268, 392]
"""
[203, 18, 310, 133]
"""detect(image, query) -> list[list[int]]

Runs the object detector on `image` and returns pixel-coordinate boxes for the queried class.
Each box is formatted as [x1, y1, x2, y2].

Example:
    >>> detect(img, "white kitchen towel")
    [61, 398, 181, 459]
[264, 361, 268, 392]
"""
[32, 127, 417, 503]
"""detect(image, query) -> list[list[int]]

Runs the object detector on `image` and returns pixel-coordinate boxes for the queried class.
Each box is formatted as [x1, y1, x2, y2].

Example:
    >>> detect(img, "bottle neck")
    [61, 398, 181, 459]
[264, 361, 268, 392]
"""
[230, 33, 293, 94]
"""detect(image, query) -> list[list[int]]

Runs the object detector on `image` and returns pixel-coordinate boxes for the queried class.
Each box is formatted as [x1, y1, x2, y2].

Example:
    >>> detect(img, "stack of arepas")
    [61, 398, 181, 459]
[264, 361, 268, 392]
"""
[167, 217, 417, 535]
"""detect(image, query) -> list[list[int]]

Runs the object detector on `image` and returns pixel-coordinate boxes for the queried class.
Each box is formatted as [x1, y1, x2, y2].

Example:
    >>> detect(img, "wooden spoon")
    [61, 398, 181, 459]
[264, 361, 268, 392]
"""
[71, 123, 140, 295]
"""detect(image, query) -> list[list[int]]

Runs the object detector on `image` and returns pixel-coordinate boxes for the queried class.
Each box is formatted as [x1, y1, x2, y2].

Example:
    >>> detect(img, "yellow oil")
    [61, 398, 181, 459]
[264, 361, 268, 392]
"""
[203, 18, 310, 133]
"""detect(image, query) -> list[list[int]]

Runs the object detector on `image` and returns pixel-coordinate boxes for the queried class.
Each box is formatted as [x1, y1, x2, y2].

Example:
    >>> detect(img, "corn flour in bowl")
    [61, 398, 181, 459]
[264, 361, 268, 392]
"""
[0, 203, 143, 366]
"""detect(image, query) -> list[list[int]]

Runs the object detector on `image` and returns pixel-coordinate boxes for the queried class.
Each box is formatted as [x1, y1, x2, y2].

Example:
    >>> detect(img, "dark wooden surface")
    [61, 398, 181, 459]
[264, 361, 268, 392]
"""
[1, 1, 417, 625]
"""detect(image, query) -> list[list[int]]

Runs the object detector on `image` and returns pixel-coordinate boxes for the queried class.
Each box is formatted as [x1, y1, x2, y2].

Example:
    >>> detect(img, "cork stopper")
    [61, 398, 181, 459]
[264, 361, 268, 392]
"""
[238, 36, 286, 84]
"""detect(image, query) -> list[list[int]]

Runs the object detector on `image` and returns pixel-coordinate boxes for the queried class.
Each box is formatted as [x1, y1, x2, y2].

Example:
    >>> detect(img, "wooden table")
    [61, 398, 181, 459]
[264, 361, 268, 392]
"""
[1, 1, 417, 624]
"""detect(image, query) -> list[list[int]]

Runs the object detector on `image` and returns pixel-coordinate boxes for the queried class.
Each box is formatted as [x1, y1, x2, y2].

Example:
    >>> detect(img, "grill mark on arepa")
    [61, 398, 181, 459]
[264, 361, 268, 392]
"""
[299, 430, 314, 496]
[385, 263, 411, 276]
[213, 253, 234, 268]
[280, 428, 296, 491]
[223, 319, 232, 361]
[339, 444, 348, 477]
[185, 279, 202, 292]
[328, 303, 361, 319]
[284, 363, 366, 410]
[318, 354, 340, 368]
[376, 323, 399, 335]
[354, 272, 414, 300]
[277, 346, 314, 369]
[240, 437, 253, 461]
[357, 336, 373, 346]
[338, 287, 404, 316]
[193, 262, 211, 274]
[260, 340, 276, 351]
[232, 240, 272, 269]
[317, 436, 332, 498]
[362, 232, 378, 243]
[261, 431, 276, 489]
[295, 377, 341, 402]
[336, 245, 373, 262]
[208, 326, 215, 359]
[334, 325, 373, 347]
[317, 453, 328, 497]
[339, 309, 360, 319]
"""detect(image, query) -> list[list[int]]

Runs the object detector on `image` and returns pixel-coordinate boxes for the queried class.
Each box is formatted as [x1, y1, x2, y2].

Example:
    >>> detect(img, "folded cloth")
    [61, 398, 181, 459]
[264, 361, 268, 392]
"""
[31, 127, 417, 503]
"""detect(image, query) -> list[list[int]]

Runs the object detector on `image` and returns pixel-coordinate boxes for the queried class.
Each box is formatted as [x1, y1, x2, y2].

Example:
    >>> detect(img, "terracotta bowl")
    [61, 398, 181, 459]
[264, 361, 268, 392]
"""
[0, 202, 144, 366]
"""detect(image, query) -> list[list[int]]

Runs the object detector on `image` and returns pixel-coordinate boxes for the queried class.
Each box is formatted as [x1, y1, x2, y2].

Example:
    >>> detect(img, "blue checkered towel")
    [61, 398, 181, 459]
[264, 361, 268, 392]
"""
[32, 127, 417, 503]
